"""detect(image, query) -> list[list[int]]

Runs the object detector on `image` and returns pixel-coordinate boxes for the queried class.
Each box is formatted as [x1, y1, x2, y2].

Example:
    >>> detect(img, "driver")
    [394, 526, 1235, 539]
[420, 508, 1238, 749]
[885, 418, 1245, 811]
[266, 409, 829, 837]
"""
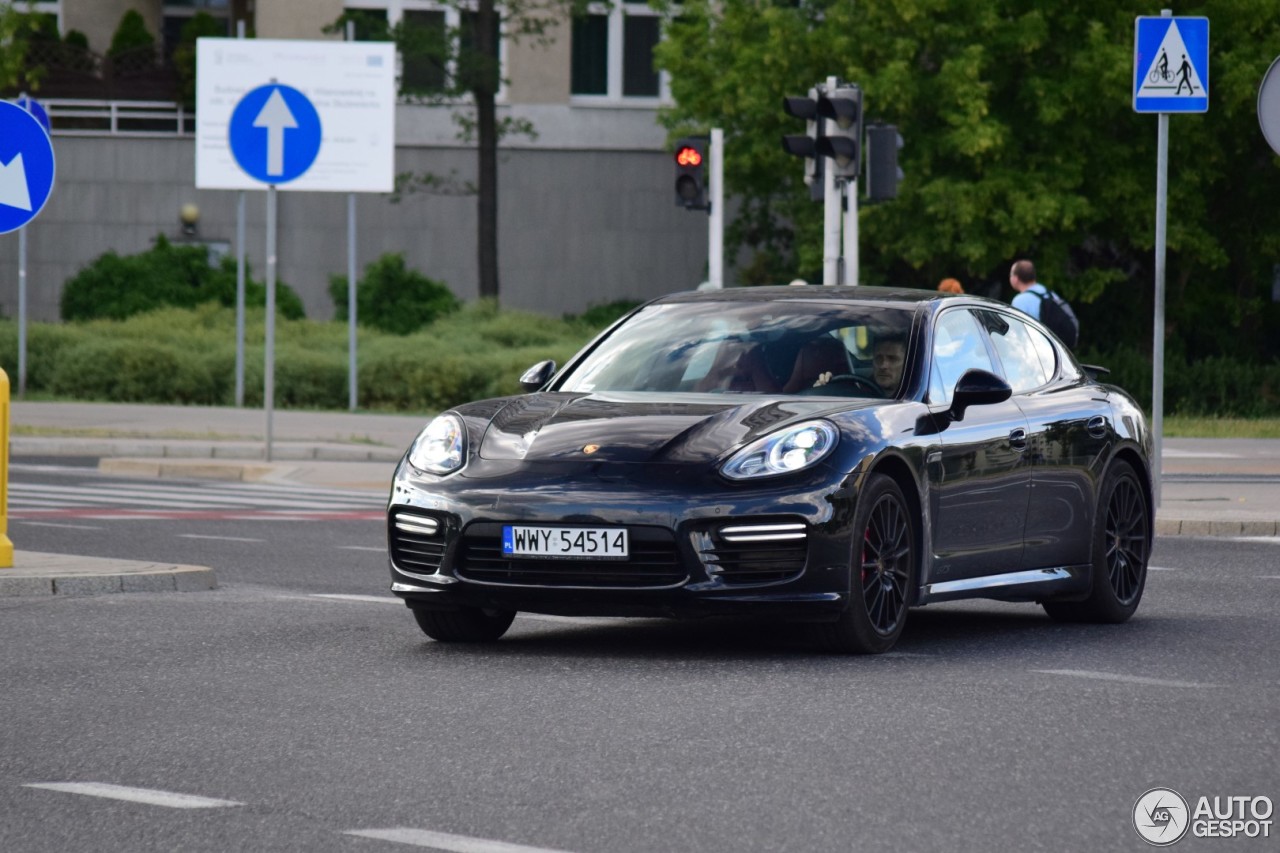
[872, 333, 907, 394]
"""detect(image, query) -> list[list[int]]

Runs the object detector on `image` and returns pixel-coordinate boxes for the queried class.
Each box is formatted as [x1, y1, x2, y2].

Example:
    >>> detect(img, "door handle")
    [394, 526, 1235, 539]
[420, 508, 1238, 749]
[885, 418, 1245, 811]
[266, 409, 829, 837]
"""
[1087, 415, 1107, 437]
[1009, 428, 1027, 450]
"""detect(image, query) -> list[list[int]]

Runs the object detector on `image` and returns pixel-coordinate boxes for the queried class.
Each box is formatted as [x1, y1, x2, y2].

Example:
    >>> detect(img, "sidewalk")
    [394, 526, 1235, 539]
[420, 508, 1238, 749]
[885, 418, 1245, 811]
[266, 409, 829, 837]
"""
[3, 402, 1278, 596]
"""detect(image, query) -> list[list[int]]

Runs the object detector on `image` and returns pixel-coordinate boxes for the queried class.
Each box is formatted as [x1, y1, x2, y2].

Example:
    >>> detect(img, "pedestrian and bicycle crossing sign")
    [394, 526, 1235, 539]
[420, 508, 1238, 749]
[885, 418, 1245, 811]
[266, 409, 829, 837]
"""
[1134, 16, 1209, 113]
[0, 100, 56, 234]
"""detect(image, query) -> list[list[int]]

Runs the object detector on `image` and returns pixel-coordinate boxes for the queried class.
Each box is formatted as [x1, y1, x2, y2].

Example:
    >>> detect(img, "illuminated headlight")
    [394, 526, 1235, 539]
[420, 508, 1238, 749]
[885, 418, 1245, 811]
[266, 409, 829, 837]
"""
[408, 414, 467, 475]
[721, 420, 838, 480]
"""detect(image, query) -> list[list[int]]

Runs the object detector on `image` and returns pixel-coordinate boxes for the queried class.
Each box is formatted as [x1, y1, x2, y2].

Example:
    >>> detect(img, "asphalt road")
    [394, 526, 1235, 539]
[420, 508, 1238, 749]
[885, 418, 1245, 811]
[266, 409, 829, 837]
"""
[0, 464, 1276, 852]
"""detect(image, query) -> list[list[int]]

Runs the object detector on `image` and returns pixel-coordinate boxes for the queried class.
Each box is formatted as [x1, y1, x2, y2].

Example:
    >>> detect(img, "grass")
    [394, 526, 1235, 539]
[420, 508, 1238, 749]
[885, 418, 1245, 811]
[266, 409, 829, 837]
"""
[1160, 416, 1280, 439]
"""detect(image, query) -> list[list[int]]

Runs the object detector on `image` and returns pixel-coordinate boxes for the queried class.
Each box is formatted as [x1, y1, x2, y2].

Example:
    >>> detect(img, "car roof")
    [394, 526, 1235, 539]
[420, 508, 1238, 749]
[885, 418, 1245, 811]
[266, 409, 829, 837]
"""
[655, 285, 995, 311]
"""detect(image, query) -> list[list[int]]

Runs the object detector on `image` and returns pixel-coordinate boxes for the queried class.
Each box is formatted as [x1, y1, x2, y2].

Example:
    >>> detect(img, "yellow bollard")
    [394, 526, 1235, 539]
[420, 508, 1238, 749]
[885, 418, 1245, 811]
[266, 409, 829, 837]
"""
[0, 369, 11, 567]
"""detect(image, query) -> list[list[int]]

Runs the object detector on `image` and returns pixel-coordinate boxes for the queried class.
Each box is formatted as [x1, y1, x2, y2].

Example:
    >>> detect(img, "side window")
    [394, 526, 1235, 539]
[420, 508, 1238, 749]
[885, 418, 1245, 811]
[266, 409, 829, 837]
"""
[1027, 324, 1059, 381]
[930, 310, 995, 406]
[979, 311, 1049, 393]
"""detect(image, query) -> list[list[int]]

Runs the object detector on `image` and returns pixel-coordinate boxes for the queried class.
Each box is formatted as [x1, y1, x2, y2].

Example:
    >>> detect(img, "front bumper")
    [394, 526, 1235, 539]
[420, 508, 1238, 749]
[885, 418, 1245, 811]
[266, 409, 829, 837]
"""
[386, 458, 858, 620]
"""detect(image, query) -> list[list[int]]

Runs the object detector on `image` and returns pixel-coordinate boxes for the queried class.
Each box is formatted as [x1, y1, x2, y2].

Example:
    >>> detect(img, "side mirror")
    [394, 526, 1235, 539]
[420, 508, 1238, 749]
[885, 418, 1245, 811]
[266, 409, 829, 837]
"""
[949, 369, 1011, 422]
[519, 359, 556, 392]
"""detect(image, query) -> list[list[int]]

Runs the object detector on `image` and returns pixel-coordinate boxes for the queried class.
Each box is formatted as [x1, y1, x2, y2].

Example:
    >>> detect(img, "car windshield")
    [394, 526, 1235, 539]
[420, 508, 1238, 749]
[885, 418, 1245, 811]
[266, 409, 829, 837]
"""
[556, 300, 914, 398]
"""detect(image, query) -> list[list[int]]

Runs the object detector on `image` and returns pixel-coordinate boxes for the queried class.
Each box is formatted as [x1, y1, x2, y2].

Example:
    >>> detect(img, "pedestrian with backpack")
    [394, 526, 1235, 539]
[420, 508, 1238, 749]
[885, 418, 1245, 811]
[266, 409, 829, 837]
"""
[1009, 259, 1079, 349]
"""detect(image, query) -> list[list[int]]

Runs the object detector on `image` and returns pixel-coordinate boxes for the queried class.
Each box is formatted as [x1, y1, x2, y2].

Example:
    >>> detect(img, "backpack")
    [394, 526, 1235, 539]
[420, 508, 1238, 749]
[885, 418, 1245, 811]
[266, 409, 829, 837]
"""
[1033, 288, 1079, 349]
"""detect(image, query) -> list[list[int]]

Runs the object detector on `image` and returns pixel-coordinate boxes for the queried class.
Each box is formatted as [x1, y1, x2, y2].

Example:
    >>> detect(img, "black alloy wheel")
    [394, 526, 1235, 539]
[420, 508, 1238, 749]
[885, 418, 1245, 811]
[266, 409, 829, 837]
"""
[1043, 460, 1150, 623]
[1105, 468, 1148, 606]
[861, 491, 912, 635]
[813, 473, 918, 654]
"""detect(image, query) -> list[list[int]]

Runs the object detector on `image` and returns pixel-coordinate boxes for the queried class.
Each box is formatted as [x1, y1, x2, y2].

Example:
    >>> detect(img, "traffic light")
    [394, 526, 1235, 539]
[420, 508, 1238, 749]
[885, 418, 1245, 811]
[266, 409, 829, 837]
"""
[866, 124, 904, 202]
[674, 136, 708, 210]
[815, 85, 863, 180]
[781, 91, 824, 202]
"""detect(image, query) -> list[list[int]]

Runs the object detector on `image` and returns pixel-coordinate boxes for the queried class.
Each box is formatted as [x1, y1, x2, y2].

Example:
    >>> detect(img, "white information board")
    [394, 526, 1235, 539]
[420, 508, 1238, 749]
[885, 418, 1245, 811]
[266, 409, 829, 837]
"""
[195, 38, 396, 192]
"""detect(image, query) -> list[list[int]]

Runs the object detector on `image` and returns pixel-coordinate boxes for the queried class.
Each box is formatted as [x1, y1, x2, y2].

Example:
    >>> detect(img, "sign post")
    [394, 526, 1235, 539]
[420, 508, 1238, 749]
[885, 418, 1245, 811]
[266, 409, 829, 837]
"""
[1133, 11, 1209, 507]
[228, 82, 323, 461]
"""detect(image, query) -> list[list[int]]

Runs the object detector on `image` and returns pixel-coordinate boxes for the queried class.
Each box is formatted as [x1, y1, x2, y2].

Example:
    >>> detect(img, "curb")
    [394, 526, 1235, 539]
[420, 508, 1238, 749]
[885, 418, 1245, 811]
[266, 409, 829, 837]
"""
[99, 458, 281, 482]
[1154, 518, 1280, 537]
[0, 551, 217, 597]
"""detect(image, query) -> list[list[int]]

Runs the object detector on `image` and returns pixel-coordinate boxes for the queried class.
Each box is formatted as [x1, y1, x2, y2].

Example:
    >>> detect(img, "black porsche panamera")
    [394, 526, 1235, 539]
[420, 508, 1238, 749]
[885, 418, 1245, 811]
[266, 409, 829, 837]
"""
[386, 287, 1153, 654]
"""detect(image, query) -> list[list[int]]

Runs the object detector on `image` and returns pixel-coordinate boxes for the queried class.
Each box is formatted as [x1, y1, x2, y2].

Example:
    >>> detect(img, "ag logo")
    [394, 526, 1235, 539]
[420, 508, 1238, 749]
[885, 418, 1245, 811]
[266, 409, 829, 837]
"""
[1134, 787, 1190, 846]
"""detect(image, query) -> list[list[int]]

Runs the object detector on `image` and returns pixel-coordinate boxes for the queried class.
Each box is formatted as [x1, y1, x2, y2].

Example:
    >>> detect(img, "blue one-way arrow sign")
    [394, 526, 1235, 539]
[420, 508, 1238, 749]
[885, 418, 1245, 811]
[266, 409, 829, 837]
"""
[228, 83, 322, 185]
[0, 100, 56, 234]
[1134, 16, 1209, 113]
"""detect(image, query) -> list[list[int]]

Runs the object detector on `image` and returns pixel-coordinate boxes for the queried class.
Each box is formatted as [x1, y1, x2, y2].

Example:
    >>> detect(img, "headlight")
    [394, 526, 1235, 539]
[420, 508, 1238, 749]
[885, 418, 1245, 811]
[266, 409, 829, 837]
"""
[721, 420, 838, 480]
[408, 414, 467, 474]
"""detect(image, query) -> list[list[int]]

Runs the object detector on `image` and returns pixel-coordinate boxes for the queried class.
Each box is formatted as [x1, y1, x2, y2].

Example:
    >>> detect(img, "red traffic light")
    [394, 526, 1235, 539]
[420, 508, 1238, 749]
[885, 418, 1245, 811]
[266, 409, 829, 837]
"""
[675, 146, 703, 167]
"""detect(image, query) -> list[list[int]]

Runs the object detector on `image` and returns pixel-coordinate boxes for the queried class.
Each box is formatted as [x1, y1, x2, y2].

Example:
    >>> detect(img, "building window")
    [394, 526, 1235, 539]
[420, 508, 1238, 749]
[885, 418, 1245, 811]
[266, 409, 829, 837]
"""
[571, 2, 666, 102]
[345, 1, 505, 100]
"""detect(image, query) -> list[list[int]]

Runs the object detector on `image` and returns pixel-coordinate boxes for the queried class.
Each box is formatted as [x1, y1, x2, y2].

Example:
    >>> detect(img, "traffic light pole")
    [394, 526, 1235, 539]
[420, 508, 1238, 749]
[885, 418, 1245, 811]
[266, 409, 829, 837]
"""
[709, 128, 724, 289]
[842, 179, 858, 286]
[821, 78, 841, 285]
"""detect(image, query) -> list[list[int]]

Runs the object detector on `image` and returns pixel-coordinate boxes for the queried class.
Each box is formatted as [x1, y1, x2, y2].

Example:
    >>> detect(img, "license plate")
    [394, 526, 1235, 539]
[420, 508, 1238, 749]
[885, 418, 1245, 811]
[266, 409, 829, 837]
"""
[502, 525, 629, 560]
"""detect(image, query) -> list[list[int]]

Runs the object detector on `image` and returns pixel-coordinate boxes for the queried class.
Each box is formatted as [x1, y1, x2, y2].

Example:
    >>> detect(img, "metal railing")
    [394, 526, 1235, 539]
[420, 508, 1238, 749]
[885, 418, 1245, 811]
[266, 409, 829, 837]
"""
[42, 99, 195, 137]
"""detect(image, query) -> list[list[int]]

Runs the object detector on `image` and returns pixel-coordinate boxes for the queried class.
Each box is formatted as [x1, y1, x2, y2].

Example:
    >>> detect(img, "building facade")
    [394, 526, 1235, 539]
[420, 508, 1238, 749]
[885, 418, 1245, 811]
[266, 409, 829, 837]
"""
[2, 0, 713, 321]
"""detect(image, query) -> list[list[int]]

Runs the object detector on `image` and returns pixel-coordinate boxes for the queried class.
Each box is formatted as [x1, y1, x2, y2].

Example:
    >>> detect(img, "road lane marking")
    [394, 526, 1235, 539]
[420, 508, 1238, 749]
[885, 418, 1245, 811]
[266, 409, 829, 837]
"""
[16, 521, 103, 530]
[11, 482, 375, 511]
[1148, 566, 1177, 571]
[1234, 537, 1280, 545]
[177, 534, 264, 543]
[344, 828, 577, 853]
[1033, 669, 1214, 689]
[339, 545, 386, 552]
[23, 782, 242, 809]
[311, 594, 400, 605]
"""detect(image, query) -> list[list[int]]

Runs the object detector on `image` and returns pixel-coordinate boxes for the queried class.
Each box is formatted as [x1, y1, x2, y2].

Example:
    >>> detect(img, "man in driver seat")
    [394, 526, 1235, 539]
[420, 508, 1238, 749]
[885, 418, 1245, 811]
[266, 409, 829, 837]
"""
[872, 333, 907, 395]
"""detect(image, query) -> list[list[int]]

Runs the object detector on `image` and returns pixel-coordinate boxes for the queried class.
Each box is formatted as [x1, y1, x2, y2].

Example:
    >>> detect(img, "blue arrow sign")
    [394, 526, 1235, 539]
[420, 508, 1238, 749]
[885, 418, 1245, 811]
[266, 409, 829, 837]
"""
[14, 96, 51, 135]
[1134, 16, 1209, 113]
[228, 83, 322, 185]
[0, 101, 56, 234]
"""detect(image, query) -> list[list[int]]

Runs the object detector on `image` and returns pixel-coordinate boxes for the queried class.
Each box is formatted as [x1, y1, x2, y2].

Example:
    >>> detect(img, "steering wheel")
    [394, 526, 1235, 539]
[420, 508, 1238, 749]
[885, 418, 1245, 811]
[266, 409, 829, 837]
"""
[801, 374, 884, 398]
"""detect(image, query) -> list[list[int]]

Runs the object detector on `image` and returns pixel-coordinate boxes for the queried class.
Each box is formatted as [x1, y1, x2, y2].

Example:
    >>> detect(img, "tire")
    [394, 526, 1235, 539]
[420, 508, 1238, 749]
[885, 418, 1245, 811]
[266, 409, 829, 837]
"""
[410, 605, 516, 642]
[812, 473, 918, 654]
[1043, 460, 1150, 623]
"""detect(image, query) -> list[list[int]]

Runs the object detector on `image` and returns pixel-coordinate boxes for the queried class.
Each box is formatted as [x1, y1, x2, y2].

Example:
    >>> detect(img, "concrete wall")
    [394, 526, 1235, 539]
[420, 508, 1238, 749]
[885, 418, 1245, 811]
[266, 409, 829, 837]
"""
[0, 133, 708, 323]
[506, 14, 572, 105]
[254, 0, 342, 41]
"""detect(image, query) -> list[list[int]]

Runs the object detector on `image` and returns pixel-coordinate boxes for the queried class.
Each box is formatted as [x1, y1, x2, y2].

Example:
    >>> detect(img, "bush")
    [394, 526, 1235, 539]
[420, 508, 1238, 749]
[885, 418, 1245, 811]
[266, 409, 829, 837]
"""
[566, 299, 642, 329]
[61, 235, 304, 322]
[329, 253, 459, 335]
[108, 9, 154, 58]
[47, 338, 220, 404]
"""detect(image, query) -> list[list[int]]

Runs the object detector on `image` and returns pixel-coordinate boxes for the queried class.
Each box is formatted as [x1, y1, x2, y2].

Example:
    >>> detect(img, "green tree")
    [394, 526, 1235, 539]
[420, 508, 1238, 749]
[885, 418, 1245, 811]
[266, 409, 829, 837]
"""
[173, 13, 226, 106]
[108, 9, 154, 58]
[0, 2, 44, 92]
[655, 0, 1280, 361]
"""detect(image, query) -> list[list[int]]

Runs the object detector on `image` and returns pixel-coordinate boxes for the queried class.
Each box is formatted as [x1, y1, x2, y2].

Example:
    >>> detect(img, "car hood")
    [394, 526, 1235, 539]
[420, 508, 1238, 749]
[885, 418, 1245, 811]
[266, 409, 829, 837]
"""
[476, 392, 881, 464]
